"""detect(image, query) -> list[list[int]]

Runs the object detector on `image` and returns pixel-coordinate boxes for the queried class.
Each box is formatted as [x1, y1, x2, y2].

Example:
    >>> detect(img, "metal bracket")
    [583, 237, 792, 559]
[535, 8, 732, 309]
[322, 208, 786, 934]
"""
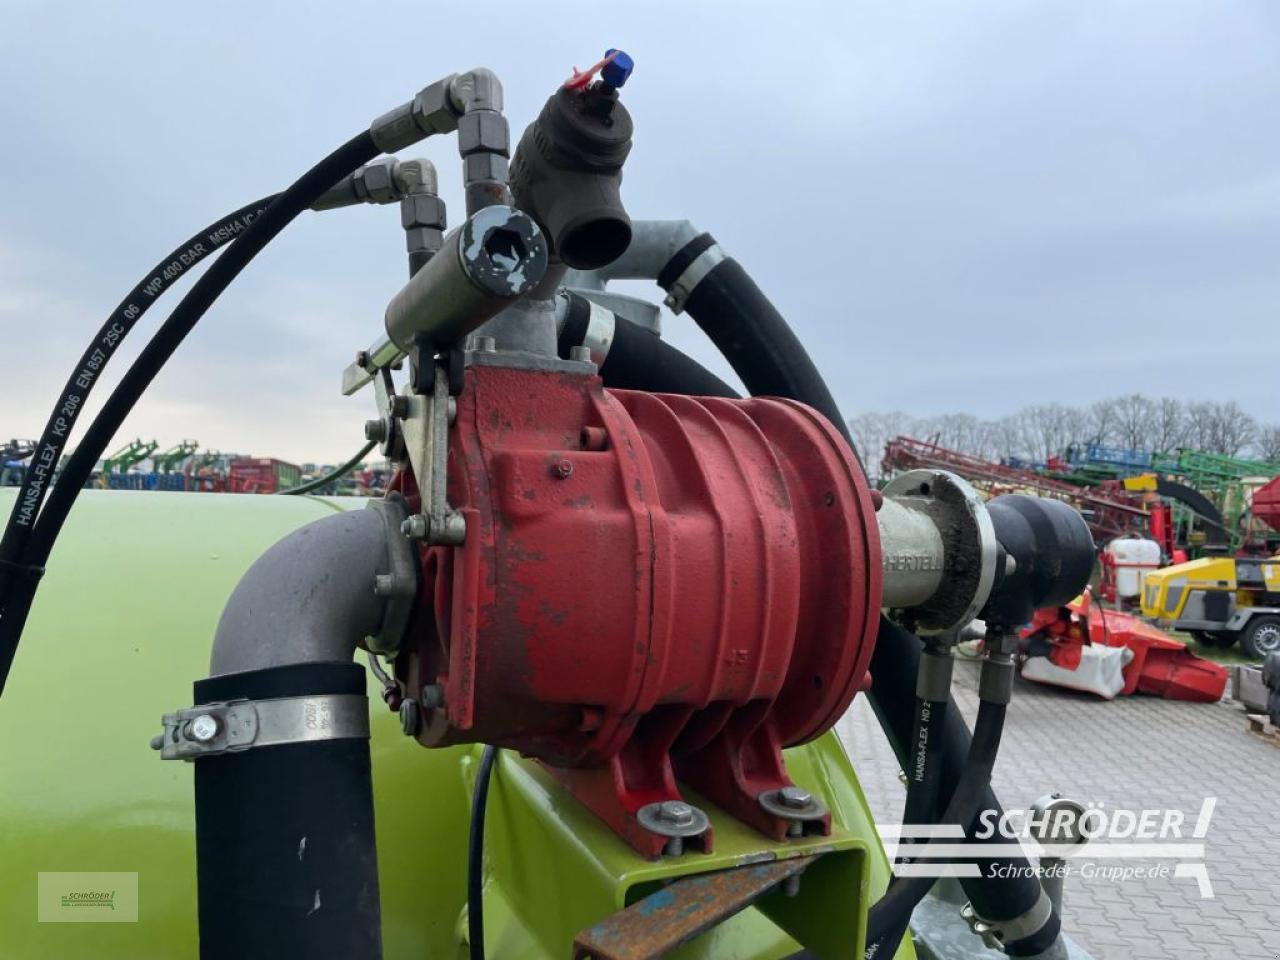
[153, 694, 370, 761]
[399, 359, 465, 546]
[572, 854, 821, 960]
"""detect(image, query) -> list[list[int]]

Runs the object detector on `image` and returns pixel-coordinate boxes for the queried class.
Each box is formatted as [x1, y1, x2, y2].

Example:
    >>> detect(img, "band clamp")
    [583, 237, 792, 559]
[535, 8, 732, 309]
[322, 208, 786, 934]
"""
[960, 888, 1053, 950]
[662, 243, 725, 314]
[154, 693, 369, 761]
[582, 301, 616, 366]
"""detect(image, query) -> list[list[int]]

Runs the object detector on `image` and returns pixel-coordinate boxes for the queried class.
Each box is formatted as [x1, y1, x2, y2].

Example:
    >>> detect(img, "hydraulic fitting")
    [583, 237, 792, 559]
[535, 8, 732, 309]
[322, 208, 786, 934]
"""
[450, 69, 511, 215]
[369, 75, 462, 153]
[510, 74, 634, 270]
[311, 157, 437, 211]
[383, 204, 548, 350]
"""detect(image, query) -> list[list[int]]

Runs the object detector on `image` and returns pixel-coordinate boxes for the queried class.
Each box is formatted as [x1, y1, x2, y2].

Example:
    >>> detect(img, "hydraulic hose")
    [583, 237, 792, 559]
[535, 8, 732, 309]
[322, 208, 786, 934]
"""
[557, 295, 738, 397]
[279, 441, 377, 496]
[863, 698, 1007, 955]
[0, 196, 278, 607]
[468, 745, 499, 960]
[0, 131, 380, 697]
[869, 621, 1060, 956]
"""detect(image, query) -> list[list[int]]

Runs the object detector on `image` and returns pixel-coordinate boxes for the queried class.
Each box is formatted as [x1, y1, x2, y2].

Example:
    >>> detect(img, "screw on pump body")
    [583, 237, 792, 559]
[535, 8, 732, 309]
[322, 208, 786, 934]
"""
[778, 786, 812, 809]
[656, 801, 695, 827]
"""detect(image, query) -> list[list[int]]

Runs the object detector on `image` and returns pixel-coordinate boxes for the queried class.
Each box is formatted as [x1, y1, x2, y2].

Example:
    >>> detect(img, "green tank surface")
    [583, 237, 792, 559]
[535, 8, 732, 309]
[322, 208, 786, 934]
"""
[0, 490, 908, 959]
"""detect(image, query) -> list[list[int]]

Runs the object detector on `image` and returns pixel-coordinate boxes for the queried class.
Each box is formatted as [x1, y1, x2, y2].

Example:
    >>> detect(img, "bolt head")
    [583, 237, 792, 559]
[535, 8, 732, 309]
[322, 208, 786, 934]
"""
[779, 785, 813, 809]
[399, 699, 421, 736]
[401, 515, 429, 540]
[188, 714, 220, 743]
[373, 573, 397, 598]
[656, 800, 695, 827]
[552, 459, 574, 479]
[420, 684, 445, 710]
[364, 418, 388, 443]
[389, 395, 410, 419]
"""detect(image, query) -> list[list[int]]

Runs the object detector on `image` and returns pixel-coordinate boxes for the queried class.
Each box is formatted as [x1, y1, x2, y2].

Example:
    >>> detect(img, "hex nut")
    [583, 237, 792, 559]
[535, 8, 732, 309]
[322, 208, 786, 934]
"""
[457, 111, 510, 157]
[464, 153, 510, 183]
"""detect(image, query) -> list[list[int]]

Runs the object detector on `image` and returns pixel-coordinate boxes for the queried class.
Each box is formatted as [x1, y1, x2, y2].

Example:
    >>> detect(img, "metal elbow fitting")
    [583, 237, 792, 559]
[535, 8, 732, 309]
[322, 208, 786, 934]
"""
[510, 84, 633, 270]
[311, 156, 440, 211]
[383, 204, 548, 350]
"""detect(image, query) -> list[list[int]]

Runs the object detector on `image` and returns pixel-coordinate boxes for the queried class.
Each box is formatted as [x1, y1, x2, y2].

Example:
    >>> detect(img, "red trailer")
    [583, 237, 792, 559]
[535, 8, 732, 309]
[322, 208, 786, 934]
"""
[226, 458, 301, 495]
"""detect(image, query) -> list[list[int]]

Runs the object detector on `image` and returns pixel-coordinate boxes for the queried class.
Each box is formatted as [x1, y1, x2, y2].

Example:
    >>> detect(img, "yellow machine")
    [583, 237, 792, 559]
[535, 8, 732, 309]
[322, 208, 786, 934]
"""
[1141, 554, 1280, 658]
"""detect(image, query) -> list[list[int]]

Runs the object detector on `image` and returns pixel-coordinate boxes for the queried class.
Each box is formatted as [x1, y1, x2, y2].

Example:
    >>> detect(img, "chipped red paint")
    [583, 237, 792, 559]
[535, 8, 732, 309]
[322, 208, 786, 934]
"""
[397, 364, 881, 856]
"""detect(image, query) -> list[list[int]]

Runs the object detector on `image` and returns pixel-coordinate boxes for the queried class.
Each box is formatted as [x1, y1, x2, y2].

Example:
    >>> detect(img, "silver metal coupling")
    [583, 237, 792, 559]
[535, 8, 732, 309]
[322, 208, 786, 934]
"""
[876, 469, 999, 633]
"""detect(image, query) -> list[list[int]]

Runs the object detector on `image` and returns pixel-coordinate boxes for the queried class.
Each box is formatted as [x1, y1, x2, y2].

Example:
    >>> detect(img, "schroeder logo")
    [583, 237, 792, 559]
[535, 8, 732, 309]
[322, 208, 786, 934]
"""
[878, 797, 1218, 899]
[59, 889, 116, 910]
[38, 872, 138, 923]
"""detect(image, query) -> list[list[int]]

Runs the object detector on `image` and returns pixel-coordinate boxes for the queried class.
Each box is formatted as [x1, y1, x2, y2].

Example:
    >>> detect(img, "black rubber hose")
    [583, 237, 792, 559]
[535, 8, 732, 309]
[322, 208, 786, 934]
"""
[557, 294, 738, 398]
[872, 692, 949, 956]
[280, 441, 377, 496]
[193, 661, 381, 960]
[869, 621, 1059, 955]
[656, 233, 860, 463]
[864, 699, 1007, 954]
[0, 196, 278, 607]
[900, 695, 949, 850]
[0, 131, 380, 697]
[468, 745, 498, 960]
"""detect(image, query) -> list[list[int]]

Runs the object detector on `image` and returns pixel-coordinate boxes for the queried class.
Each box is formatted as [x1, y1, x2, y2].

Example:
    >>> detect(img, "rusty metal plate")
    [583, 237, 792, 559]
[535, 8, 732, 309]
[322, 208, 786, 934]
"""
[572, 855, 821, 960]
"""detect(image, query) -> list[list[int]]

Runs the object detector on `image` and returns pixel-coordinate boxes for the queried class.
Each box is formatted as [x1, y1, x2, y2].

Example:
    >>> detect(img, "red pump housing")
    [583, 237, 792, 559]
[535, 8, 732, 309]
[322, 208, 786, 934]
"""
[395, 363, 881, 855]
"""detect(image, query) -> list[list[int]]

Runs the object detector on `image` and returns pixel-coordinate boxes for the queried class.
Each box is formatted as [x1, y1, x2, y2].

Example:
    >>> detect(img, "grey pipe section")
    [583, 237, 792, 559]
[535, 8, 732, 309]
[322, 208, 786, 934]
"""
[210, 507, 396, 675]
[564, 219, 699, 288]
[877, 497, 947, 609]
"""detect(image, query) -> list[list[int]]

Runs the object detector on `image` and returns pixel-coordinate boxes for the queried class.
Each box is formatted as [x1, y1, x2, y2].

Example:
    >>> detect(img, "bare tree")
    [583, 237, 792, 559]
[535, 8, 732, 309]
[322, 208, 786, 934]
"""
[1112, 394, 1159, 451]
[1255, 424, 1280, 462]
[1087, 398, 1119, 445]
[1185, 401, 1257, 456]
[1150, 397, 1187, 452]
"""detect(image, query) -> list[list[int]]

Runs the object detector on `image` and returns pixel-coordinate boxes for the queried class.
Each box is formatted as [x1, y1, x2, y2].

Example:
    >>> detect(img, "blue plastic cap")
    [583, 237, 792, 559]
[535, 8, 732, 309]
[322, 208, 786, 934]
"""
[601, 49, 634, 89]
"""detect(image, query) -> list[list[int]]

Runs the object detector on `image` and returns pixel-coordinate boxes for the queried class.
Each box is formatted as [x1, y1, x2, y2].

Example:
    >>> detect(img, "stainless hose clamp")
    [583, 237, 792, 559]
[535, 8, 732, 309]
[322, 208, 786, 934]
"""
[153, 694, 370, 761]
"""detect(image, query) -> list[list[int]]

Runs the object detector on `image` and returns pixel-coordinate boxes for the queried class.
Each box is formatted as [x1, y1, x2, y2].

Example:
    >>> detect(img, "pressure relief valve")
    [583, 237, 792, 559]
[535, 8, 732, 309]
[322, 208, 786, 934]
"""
[509, 49, 635, 270]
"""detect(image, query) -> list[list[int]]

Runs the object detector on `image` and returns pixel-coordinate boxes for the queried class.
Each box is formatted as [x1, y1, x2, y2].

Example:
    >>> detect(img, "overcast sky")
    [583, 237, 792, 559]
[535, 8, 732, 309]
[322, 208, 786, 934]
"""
[1, 1, 1276, 462]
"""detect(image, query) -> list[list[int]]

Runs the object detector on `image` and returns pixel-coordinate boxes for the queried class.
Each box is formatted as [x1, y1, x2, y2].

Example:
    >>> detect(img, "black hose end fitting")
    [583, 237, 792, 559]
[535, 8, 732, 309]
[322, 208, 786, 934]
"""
[509, 85, 632, 270]
[982, 495, 1096, 630]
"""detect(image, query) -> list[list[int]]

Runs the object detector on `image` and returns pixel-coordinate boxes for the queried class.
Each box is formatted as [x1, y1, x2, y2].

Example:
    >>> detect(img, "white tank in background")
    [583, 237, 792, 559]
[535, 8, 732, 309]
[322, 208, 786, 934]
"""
[1107, 537, 1162, 598]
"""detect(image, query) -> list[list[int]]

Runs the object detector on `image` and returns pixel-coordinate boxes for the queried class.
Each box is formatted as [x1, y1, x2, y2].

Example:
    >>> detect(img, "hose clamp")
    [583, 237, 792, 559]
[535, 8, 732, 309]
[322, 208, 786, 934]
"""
[960, 889, 1053, 951]
[663, 243, 725, 314]
[153, 694, 369, 761]
[582, 301, 616, 365]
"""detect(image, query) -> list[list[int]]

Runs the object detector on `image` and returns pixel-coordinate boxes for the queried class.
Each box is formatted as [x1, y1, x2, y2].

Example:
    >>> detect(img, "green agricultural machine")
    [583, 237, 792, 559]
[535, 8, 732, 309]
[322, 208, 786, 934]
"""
[1, 55, 1102, 959]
